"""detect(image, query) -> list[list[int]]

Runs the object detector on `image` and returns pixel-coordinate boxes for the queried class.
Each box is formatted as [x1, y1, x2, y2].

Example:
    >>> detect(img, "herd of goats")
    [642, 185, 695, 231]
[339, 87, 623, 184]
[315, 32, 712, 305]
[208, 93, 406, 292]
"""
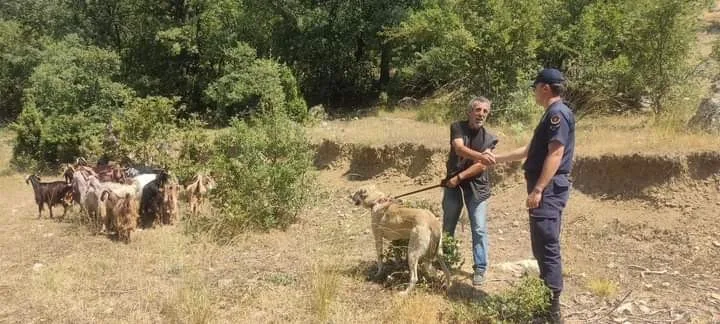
[24, 158, 216, 243]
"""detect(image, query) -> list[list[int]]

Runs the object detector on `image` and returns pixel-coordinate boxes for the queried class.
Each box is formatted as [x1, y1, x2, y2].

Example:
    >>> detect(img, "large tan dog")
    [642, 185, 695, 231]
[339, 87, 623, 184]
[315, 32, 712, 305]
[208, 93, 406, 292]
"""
[351, 185, 451, 295]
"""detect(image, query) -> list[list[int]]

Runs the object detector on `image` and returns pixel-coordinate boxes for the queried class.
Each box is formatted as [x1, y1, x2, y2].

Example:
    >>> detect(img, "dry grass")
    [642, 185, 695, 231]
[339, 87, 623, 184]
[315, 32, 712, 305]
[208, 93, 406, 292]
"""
[161, 277, 216, 324]
[383, 294, 446, 324]
[586, 278, 619, 299]
[310, 262, 341, 322]
[307, 107, 720, 156]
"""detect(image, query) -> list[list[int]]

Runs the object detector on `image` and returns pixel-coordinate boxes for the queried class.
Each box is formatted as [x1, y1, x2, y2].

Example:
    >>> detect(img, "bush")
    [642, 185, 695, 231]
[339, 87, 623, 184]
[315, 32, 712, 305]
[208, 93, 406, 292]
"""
[10, 34, 135, 170]
[0, 20, 41, 123]
[204, 42, 308, 124]
[165, 117, 217, 185]
[388, 0, 705, 118]
[188, 111, 315, 241]
[112, 96, 180, 168]
[453, 275, 552, 323]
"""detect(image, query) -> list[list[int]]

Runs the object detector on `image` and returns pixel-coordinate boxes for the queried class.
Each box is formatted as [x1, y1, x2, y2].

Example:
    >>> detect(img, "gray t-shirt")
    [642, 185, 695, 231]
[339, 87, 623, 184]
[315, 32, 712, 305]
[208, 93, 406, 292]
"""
[445, 121, 498, 202]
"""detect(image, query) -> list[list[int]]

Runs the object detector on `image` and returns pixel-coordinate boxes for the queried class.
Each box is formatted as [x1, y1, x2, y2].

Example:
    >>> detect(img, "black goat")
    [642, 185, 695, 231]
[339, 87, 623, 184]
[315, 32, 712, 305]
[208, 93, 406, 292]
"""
[25, 174, 74, 220]
[139, 171, 169, 228]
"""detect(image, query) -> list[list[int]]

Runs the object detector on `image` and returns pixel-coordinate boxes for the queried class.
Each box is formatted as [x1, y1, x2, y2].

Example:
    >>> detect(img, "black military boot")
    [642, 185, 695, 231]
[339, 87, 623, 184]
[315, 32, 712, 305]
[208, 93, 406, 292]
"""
[549, 293, 563, 324]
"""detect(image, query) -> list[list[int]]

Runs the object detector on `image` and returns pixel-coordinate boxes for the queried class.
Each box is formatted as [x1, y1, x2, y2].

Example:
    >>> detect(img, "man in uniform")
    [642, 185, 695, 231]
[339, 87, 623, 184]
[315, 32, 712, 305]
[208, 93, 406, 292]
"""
[440, 96, 498, 286]
[494, 68, 575, 323]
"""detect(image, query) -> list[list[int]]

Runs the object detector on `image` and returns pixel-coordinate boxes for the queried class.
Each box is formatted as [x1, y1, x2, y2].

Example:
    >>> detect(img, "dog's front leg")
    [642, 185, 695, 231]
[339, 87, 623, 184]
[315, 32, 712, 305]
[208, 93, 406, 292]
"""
[374, 232, 384, 278]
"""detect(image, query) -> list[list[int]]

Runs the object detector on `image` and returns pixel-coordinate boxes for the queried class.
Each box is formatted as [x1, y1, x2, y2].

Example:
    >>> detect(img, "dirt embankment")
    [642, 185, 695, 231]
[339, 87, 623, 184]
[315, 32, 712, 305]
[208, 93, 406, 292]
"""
[313, 139, 720, 205]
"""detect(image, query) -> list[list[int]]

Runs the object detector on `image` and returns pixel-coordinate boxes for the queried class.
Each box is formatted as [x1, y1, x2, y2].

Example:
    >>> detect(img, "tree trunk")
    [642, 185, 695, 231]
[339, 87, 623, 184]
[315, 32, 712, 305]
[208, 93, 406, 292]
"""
[379, 43, 391, 90]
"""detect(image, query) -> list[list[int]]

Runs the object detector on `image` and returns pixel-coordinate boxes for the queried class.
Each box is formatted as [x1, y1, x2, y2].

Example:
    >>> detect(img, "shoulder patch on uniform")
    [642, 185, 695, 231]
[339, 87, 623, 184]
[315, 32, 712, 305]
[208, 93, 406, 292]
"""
[550, 115, 561, 125]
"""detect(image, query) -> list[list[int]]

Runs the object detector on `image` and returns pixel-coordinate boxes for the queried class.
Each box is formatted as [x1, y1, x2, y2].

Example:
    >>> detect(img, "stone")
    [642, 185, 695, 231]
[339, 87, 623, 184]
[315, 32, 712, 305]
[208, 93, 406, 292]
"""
[614, 302, 634, 315]
[496, 259, 539, 276]
[218, 279, 233, 290]
[688, 81, 720, 133]
[397, 97, 421, 107]
[32, 263, 44, 272]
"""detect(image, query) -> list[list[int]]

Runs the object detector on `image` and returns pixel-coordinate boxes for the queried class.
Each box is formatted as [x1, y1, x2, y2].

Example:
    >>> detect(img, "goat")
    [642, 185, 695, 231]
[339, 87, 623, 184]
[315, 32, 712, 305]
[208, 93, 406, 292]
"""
[133, 173, 158, 196]
[25, 174, 73, 220]
[111, 193, 139, 243]
[185, 173, 216, 218]
[84, 188, 111, 234]
[62, 165, 74, 184]
[140, 171, 169, 228]
[70, 170, 91, 214]
[103, 181, 140, 199]
[125, 165, 165, 178]
[160, 182, 180, 225]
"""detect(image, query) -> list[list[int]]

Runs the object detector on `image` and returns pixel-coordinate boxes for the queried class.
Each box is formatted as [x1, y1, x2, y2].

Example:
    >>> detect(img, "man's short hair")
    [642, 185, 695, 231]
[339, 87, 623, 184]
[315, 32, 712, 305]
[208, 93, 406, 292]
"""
[549, 83, 565, 97]
[468, 96, 492, 112]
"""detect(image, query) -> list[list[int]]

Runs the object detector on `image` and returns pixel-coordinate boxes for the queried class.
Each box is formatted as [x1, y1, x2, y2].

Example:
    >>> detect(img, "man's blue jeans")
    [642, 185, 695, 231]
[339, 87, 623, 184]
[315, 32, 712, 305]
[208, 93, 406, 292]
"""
[442, 186, 489, 273]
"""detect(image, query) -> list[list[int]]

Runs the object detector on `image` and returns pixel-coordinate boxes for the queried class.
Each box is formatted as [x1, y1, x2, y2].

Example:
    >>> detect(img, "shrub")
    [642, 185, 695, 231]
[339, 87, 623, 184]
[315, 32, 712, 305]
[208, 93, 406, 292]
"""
[112, 95, 180, 168]
[188, 111, 315, 241]
[453, 275, 552, 323]
[0, 20, 41, 123]
[10, 34, 135, 171]
[204, 42, 308, 124]
[165, 116, 217, 185]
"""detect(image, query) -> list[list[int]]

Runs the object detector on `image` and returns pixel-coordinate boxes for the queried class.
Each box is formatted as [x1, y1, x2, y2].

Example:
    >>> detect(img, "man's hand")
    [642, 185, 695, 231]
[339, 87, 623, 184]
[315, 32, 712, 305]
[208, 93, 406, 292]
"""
[526, 188, 542, 209]
[441, 175, 461, 188]
[476, 150, 496, 165]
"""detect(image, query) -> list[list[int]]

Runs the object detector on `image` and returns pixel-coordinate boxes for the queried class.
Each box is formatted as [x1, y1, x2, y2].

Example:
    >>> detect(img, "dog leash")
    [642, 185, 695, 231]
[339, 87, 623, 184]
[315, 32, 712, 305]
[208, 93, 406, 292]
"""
[391, 171, 464, 200]
[392, 184, 443, 199]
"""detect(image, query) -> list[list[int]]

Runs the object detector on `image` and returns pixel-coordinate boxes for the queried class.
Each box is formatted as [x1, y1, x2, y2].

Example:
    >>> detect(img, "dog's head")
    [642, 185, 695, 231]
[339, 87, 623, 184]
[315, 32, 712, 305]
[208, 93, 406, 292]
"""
[350, 185, 387, 208]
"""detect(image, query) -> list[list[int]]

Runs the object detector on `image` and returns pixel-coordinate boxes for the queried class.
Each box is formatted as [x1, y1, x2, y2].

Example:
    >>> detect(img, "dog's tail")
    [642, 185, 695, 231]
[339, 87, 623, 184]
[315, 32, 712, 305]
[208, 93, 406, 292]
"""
[436, 230, 452, 291]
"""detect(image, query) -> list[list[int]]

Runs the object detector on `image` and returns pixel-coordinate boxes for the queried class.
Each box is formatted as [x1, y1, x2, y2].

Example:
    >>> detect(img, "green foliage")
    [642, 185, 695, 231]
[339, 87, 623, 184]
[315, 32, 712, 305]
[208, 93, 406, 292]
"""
[2, 0, 712, 173]
[167, 117, 217, 185]
[190, 111, 314, 241]
[0, 20, 41, 122]
[10, 35, 134, 170]
[440, 232, 464, 271]
[204, 43, 307, 124]
[24, 34, 133, 119]
[112, 96, 180, 167]
[453, 275, 552, 323]
[557, 0, 704, 114]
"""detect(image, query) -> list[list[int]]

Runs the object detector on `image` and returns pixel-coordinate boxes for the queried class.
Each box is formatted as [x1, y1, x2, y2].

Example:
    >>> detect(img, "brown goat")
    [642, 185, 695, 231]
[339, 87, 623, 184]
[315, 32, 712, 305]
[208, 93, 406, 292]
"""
[25, 174, 74, 220]
[84, 189, 111, 234]
[185, 173, 216, 218]
[112, 193, 139, 243]
[160, 182, 179, 225]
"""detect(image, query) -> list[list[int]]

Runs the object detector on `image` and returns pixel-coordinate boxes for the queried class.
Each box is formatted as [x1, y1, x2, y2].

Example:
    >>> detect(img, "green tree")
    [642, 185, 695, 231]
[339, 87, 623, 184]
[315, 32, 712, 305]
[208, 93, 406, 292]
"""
[0, 20, 41, 122]
[11, 35, 135, 169]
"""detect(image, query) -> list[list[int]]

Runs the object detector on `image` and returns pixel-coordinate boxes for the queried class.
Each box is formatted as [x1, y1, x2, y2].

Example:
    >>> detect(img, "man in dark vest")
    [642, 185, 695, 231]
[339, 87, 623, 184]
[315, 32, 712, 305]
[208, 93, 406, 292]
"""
[494, 68, 575, 323]
[440, 96, 498, 286]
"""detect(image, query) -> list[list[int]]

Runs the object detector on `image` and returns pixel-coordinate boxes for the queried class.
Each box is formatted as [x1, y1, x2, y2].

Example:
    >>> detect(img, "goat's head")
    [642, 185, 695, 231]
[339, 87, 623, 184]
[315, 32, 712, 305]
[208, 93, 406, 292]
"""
[25, 174, 40, 185]
[62, 165, 75, 184]
[61, 190, 74, 207]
